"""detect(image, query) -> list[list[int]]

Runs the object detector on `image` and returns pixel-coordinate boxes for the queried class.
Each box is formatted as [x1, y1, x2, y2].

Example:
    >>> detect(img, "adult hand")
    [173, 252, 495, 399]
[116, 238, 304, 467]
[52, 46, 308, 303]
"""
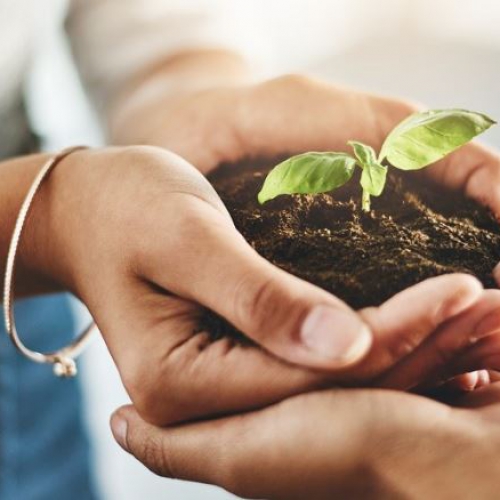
[110, 381, 500, 500]
[11, 146, 499, 426]
[112, 73, 500, 395]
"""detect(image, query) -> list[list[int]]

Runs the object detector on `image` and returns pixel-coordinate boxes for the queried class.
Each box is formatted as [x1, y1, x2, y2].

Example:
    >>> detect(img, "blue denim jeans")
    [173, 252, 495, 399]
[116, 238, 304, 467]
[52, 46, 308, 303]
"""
[0, 294, 98, 500]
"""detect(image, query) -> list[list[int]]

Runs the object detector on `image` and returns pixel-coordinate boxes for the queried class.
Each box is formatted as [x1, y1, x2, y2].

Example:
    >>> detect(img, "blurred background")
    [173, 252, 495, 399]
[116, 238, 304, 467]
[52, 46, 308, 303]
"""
[15, 0, 500, 499]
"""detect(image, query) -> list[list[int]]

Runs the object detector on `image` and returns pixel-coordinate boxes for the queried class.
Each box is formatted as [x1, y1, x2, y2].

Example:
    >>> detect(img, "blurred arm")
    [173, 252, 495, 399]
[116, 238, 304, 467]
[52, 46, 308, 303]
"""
[65, 0, 253, 141]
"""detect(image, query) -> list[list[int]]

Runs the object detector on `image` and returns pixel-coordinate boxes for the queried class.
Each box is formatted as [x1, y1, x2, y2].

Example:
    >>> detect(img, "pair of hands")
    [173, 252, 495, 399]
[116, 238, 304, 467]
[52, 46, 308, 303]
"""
[104, 75, 500, 422]
[29, 75, 500, 496]
[35, 75, 500, 420]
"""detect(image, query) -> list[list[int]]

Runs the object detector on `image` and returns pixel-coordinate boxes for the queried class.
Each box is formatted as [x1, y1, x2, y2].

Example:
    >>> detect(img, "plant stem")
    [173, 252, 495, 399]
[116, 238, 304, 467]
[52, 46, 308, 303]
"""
[362, 189, 371, 212]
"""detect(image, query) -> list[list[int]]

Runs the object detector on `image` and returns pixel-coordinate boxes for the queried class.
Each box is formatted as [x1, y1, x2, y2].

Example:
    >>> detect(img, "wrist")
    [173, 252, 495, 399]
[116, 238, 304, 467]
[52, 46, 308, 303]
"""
[0, 153, 62, 296]
[16, 149, 95, 296]
[24, 145, 190, 302]
[110, 50, 252, 145]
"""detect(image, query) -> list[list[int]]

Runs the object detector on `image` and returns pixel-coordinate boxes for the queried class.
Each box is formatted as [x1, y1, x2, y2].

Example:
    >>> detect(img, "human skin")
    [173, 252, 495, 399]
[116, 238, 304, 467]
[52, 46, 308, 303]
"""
[111, 379, 500, 500]
[1, 146, 500, 428]
[110, 51, 500, 392]
[2, 48, 500, 429]
[105, 53, 500, 497]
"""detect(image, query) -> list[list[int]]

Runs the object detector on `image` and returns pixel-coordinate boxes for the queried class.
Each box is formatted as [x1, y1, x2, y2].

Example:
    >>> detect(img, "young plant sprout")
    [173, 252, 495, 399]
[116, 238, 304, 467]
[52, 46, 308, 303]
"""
[258, 109, 496, 211]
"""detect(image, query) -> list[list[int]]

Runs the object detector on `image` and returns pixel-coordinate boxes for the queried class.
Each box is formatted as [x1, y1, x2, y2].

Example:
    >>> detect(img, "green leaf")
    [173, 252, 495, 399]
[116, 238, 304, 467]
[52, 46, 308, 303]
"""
[349, 140, 377, 167]
[257, 152, 356, 204]
[360, 162, 387, 197]
[379, 109, 496, 170]
[349, 141, 387, 196]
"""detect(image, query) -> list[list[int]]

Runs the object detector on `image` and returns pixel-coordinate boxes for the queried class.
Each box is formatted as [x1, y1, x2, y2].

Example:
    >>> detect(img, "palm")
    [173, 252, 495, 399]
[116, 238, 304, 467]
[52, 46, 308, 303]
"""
[113, 382, 500, 500]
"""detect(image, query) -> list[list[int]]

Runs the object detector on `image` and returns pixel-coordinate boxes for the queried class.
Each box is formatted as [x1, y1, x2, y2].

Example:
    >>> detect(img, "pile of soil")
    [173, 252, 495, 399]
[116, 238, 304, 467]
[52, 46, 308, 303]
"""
[202, 160, 500, 339]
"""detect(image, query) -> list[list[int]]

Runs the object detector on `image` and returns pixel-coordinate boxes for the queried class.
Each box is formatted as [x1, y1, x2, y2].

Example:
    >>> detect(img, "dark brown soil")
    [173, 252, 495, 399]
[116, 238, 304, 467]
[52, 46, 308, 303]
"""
[202, 160, 500, 339]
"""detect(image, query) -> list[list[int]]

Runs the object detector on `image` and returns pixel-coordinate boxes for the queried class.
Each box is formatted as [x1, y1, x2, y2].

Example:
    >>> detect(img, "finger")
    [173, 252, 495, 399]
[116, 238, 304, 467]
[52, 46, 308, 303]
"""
[487, 370, 500, 382]
[110, 403, 286, 499]
[451, 382, 500, 413]
[110, 389, 446, 500]
[444, 372, 481, 392]
[424, 142, 500, 216]
[477, 370, 492, 388]
[238, 75, 417, 159]
[423, 378, 500, 409]
[440, 371, 491, 393]
[493, 265, 500, 288]
[344, 274, 483, 381]
[110, 405, 237, 485]
[140, 196, 372, 371]
[436, 333, 500, 382]
[376, 289, 500, 390]
[422, 142, 500, 291]
[433, 333, 500, 388]
[109, 390, 368, 500]
[115, 277, 478, 426]
[433, 371, 492, 395]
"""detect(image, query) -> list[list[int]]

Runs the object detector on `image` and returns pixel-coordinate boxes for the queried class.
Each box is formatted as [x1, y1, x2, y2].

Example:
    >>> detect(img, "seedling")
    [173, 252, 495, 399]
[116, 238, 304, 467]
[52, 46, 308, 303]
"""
[258, 109, 496, 211]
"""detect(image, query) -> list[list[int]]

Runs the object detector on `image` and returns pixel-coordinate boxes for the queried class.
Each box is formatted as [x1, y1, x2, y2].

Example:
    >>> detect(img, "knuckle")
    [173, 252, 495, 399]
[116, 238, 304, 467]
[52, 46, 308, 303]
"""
[172, 198, 227, 245]
[112, 145, 168, 177]
[121, 359, 175, 425]
[127, 376, 183, 426]
[122, 333, 208, 426]
[113, 145, 202, 192]
[434, 275, 482, 323]
[119, 144, 165, 160]
[430, 339, 456, 369]
[233, 273, 272, 335]
[357, 307, 397, 376]
[148, 202, 215, 267]
[121, 365, 161, 422]
[451, 273, 482, 295]
[233, 272, 286, 338]
[233, 270, 309, 345]
[174, 204, 207, 239]
[385, 334, 421, 364]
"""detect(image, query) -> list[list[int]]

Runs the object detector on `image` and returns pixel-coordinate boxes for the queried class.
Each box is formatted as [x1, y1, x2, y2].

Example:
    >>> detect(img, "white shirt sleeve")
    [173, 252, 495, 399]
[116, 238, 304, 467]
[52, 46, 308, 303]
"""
[66, 0, 253, 111]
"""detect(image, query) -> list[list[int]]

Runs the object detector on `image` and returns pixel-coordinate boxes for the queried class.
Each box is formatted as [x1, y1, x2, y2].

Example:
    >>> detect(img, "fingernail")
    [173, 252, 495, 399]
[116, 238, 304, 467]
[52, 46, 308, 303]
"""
[300, 306, 372, 365]
[477, 370, 491, 388]
[111, 412, 129, 452]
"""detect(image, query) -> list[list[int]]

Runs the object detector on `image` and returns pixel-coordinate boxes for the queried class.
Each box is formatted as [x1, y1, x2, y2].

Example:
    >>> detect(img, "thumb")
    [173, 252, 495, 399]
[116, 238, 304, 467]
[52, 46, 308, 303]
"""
[213, 253, 373, 370]
[110, 405, 240, 487]
[145, 199, 372, 371]
[141, 197, 372, 370]
[110, 406, 179, 478]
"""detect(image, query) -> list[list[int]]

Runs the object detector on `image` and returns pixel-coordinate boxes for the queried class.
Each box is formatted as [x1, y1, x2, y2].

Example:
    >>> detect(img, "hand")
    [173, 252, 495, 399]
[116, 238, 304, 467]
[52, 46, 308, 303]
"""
[112, 74, 417, 174]
[112, 74, 500, 394]
[17, 146, 499, 426]
[110, 380, 500, 500]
